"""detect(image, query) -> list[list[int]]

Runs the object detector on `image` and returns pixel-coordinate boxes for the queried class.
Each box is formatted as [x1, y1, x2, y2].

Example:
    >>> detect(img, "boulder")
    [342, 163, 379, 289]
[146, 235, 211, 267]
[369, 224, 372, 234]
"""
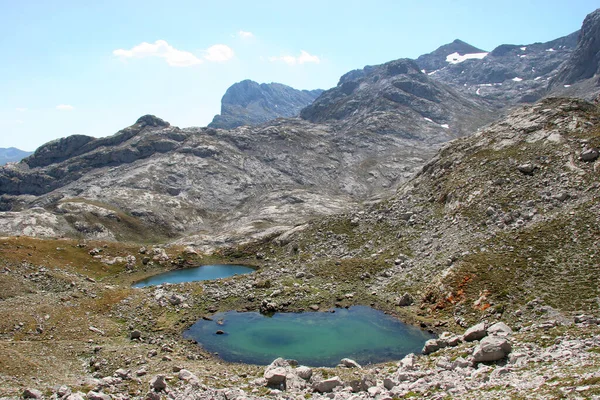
[517, 163, 536, 175]
[472, 336, 512, 362]
[86, 391, 111, 400]
[149, 375, 168, 392]
[178, 369, 199, 385]
[113, 368, 130, 379]
[422, 338, 441, 354]
[295, 366, 313, 380]
[383, 377, 397, 390]
[463, 322, 487, 342]
[313, 376, 343, 393]
[130, 330, 142, 340]
[65, 394, 85, 400]
[340, 358, 362, 368]
[399, 353, 417, 370]
[349, 376, 376, 392]
[264, 367, 287, 385]
[396, 293, 413, 306]
[487, 322, 513, 336]
[23, 388, 43, 399]
[581, 147, 599, 162]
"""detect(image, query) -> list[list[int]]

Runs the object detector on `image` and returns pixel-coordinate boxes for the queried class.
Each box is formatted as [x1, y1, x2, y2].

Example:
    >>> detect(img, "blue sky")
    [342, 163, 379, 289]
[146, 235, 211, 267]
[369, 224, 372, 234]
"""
[0, 0, 597, 151]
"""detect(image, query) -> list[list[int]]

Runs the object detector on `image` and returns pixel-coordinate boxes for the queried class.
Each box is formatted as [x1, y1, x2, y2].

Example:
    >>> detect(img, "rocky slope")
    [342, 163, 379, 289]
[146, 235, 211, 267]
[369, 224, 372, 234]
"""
[416, 39, 487, 72]
[300, 58, 495, 137]
[0, 147, 32, 165]
[1, 98, 600, 400]
[264, 97, 600, 327]
[416, 32, 579, 106]
[0, 63, 497, 245]
[208, 80, 322, 129]
[550, 8, 600, 100]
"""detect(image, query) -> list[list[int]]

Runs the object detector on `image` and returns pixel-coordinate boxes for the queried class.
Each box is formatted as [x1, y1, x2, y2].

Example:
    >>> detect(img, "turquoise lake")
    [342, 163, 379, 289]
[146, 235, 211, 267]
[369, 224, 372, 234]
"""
[132, 264, 254, 287]
[183, 306, 434, 367]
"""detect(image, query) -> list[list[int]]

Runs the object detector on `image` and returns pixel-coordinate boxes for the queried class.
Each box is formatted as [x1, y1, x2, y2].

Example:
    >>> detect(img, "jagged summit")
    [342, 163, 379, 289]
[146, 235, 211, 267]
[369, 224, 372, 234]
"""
[416, 39, 487, 72]
[300, 58, 494, 140]
[208, 80, 323, 129]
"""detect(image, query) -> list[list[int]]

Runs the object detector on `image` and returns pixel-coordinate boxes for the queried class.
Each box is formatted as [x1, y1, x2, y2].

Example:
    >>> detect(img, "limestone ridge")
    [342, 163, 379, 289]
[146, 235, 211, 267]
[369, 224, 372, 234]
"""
[208, 80, 323, 129]
[1, 115, 176, 195]
[416, 31, 579, 105]
[551, 8, 600, 87]
[0, 147, 33, 165]
[300, 58, 495, 141]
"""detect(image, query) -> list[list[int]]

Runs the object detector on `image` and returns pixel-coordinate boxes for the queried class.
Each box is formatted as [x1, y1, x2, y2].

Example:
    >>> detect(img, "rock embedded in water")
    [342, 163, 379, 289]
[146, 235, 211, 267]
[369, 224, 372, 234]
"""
[472, 336, 512, 362]
[313, 376, 343, 393]
[340, 358, 362, 369]
[463, 322, 487, 342]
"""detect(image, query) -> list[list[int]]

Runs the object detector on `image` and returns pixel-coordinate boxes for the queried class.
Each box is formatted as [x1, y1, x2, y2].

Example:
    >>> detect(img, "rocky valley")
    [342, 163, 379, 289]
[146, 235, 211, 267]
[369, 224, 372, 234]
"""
[1, 7, 600, 400]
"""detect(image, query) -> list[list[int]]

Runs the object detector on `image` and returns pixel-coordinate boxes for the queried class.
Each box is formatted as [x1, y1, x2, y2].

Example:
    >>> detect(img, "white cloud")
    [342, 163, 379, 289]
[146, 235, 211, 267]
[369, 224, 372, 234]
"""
[15, 107, 27, 112]
[113, 40, 203, 67]
[238, 30, 254, 39]
[56, 104, 74, 111]
[203, 44, 235, 62]
[269, 50, 320, 66]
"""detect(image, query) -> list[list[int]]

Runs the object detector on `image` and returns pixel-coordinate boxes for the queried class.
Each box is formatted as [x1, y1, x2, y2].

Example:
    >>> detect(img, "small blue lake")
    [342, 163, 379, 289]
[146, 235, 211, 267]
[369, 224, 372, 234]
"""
[183, 306, 434, 367]
[132, 264, 255, 287]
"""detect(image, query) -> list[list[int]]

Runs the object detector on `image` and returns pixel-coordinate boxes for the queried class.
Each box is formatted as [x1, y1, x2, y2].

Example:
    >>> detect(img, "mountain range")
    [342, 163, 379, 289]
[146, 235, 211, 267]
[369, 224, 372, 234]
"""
[1, 7, 600, 400]
[0, 8, 599, 248]
[0, 147, 32, 165]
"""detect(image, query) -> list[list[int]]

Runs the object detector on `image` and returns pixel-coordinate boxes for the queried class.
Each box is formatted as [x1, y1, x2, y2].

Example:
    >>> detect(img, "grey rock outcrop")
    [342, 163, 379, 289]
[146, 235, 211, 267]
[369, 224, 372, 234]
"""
[552, 9, 600, 86]
[300, 58, 495, 138]
[417, 31, 579, 106]
[209, 80, 322, 129]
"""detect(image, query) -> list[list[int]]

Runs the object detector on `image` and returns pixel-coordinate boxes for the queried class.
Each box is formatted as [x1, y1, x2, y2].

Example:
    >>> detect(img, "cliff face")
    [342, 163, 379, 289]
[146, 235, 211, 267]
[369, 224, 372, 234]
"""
[208, 80, 322, 129]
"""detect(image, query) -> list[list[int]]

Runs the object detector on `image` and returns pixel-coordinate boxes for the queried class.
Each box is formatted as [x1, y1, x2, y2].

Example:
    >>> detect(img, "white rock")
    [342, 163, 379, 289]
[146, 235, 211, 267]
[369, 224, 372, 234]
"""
[295, 366, 313, 380]
[473, 336, 512, 362]
[264, 367, 287, 385]
[178, 369, 200, 384]
[487, 322, 513, 336]
[463, 322, 487, 342]
[340, 358, 362, 368]
[313, 376, 343, 393]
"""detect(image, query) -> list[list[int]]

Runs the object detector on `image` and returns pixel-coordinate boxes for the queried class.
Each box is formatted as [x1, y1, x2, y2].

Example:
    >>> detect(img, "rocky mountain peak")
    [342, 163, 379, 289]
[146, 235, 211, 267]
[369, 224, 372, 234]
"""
[551, 8, 600, 86]
[135, 114, 170, 128]
[416, 39, 487, 72]
[208, 80, 323, 129]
